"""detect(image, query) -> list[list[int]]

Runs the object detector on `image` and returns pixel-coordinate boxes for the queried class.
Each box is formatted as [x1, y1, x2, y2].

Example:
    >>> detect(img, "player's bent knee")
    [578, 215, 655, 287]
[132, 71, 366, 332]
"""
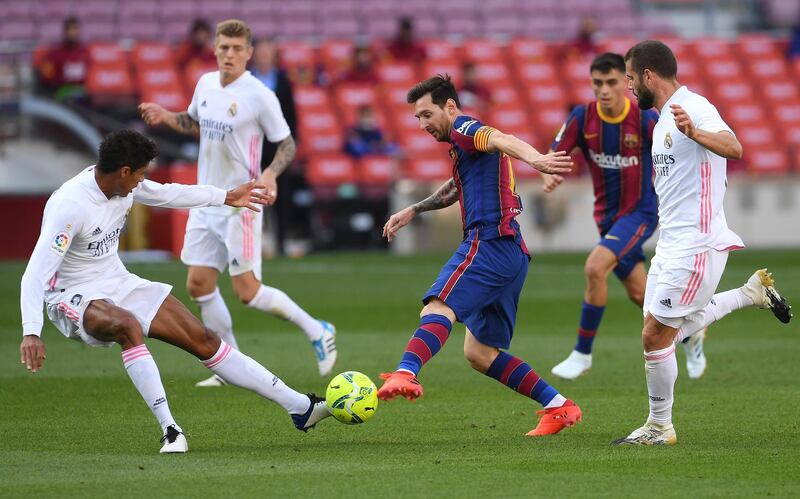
[186, 278, 212, 299]
[190, 327, 222, 360]
[420, 299, 456, 323]
[108, 312, 144, 348]
[463, 345, 496, 373]
[584, 261, 607, 283]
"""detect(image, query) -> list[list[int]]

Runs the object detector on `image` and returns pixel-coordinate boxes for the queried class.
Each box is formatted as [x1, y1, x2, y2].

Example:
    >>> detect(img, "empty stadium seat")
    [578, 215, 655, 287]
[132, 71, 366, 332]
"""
[320, 39, 355, 74]
[514, 60, 557, 84]
[376, 61, 419, 85]
[358, 156, 396, 186]
[86, 65, 134, 97]
[473, 61, 512, 85]
[132, 43, 175, 67]
[404, 157, 453, 182]
[746, 149, 791, 175]
[294, 86, 333, 112]
[462, 39, 504, 62]
[307, 155, 357, 187]
[508, 38, 550, 63]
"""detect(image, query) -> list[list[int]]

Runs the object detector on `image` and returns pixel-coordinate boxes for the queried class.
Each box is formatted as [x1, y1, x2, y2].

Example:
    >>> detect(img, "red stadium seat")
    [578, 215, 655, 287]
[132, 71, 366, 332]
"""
[488, 107, 531, 132]
[298, 110, 343, 155]
[279, 41, 316, 71]
[473, 61, 512, 85]
[404, 157, 453, 182]
[737, 124, 779, 150]
[132, 43, 174, 67]
[737, 34, 781, 59]
[508, 38, 550, 63]
[770, 101, 800, 126]
[307, 155, 357, 186]
[462, 38, 504, 62]
[334, 84, 379, 109]
[320, 39, 355, 74]
[532, 106, 569, 143]
[714, 80, 755, 103]
[564, 57, 592, 86]
[746, 148, 791, 175]
[88, 43, 127, 66]
[761, 79, 799, 102]
[398, 130, 446, 154]
[747, 55, 790, 80]
[702, 57, 742, 80]
[183, 61, 217, 94]
[598, 36, 638, 56]
[358, 156, 397, 186]
[491, 85, 522, 107]
[525, 83, 567, 108]
[424, 39, 459, 62]
[422, 60, 462, 84]
[690, 38, 734, 60]
[514, 60, 557, 84]
[724, 103, 767, 127]
[86, 65, 134, 97]
[383, 83, 412, 109]
[294, 86, 333, 112]
[376, 61, 419, 85]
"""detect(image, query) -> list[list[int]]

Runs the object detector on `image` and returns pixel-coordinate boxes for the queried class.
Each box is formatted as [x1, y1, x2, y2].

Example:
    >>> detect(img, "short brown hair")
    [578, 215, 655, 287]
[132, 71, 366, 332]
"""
[407, 74, 461, 108]
[625, 40, 677, 79]
[216, 19, 252, 45]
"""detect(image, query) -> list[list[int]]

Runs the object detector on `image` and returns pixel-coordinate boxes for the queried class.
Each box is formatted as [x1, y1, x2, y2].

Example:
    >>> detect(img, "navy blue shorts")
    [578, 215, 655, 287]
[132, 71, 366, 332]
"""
[598, 210, 658, 280]
[423, 235, 528, 350]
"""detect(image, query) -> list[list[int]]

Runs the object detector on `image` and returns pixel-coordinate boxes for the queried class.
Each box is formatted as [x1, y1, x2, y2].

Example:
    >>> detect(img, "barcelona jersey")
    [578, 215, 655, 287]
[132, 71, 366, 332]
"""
[448, 115, 528, 254]
[551, 98, 659, 230]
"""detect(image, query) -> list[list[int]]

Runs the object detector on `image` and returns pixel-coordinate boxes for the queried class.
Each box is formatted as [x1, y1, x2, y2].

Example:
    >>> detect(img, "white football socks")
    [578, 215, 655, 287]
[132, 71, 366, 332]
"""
[675, 289, 752, 343]
[644, 344, 677, 426]
[194, 288, 239, 350]
[247, 285, 323, 341]
[201, 341, 309, 414]
[122, 345, 179, 432]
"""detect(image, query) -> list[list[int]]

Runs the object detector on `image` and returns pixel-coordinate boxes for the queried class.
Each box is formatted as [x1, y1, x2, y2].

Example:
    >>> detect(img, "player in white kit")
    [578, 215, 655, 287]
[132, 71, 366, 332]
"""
[612, 41, 793, 445]
[19, 131, 331, 453]
[139, 20, 336, 386]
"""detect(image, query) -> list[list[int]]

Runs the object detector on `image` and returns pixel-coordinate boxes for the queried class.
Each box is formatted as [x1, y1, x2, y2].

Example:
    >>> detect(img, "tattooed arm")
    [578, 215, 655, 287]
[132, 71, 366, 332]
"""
[412, 179, 458, 214]
[138, 103, 199, 135]
[258, 135, 297, 206]
[383, 179, 458, 241]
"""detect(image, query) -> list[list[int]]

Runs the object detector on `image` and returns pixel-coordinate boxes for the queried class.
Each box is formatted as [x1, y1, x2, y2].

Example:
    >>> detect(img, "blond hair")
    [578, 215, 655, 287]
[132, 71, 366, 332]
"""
[216, 19, 252, 45]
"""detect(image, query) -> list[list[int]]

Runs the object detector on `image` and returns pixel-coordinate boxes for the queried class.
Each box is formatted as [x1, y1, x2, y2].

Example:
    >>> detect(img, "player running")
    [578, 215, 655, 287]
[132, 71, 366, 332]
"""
[377, 75, 582, 436]
[19, 131, 331, 453]
[546, 53, 710, 380]
[138, 19, 336, 386]
[612, 41, 792, 446]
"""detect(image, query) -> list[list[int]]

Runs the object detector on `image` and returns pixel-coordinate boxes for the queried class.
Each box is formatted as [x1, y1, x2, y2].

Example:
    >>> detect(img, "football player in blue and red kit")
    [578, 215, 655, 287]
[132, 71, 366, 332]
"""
[377, 75, 582, 436]
[546, 53, 708, 381]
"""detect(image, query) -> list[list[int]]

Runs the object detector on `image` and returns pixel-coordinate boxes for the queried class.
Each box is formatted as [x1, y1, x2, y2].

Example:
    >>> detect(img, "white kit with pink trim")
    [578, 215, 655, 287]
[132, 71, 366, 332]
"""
[187, 70, 290, 217]
[20, 167, 226, 341]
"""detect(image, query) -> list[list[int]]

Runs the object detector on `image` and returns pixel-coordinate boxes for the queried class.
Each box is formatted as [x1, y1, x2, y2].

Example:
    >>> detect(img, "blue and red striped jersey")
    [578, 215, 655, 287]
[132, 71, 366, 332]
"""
[449, 115, 528, 254]
[551, 98, 659, 229]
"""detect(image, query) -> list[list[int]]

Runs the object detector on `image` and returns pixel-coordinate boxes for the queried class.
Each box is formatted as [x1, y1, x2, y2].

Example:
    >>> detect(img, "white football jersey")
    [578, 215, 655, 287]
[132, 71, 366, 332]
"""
[187, 70, 291, 216]
[650, 86, 744, 258]
[20, 166, 226, 336]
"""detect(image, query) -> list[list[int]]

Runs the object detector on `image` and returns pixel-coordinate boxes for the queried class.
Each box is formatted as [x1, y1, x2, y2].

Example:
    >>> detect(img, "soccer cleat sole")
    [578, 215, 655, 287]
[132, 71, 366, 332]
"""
[757, 269, 793, 324]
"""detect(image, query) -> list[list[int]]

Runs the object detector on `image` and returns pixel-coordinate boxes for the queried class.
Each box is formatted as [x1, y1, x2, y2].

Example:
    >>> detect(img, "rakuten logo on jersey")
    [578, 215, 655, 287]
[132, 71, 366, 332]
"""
[589, 151, 639, 169]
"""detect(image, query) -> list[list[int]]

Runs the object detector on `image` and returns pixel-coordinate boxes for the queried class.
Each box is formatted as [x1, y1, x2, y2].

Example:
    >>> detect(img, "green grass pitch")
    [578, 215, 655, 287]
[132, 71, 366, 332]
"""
[1, 250, 798, 497]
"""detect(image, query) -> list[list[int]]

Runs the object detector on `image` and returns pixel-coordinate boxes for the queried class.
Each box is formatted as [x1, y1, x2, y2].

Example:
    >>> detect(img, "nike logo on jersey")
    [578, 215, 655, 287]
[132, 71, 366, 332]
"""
[605, 235, 620, 240]
[659, 298, 672, 308]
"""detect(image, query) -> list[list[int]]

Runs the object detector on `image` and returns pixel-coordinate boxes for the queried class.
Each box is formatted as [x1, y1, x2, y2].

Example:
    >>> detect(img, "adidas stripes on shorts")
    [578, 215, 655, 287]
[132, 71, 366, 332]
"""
[643, 249, 729, 328]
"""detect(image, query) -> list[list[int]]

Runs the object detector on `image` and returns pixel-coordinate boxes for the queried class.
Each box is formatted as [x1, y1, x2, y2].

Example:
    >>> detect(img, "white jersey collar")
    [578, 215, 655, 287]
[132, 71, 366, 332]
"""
[660, 85, 689, 115]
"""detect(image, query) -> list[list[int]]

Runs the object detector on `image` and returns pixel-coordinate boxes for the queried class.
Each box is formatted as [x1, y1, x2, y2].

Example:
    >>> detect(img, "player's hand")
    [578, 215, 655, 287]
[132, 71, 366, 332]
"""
[529, 150, 573, 174]
[258, 169, 278, 206]
[383, 207, 417, 242]
[541, 173, 564, 193]
[20, 335, 46, 373]
[138, 102, 169, 127]
[671, 104, 696, 139]
[225, 180, 270, 212]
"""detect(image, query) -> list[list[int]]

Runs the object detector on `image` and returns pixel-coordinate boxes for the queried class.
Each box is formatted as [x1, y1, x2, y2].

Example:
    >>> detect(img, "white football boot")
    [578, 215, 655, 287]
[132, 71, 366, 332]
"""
[159, 425, 188, 454]
[313, 321, 338, 376]
[740, 269, 793, 324]
[683, 328, 707, 379]
[195, 374, 226, 387]
[611, 420, 677, 446]
[551, 350, 592, 380]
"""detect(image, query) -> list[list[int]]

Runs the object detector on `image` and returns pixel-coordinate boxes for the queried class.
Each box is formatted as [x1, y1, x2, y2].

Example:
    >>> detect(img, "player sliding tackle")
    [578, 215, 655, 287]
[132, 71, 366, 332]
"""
[612, 41, 792, 446]
[19, 131, 331, 454]
[378, 75, 582, 436]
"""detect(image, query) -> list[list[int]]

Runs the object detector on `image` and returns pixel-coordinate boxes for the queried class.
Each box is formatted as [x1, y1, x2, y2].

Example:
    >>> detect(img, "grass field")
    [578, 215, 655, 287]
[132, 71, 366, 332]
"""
[1, 250, 798, 498]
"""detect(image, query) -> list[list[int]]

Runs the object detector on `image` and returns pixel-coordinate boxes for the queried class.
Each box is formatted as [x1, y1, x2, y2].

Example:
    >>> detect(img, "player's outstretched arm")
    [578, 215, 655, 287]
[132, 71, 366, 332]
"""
[383, 179, 457, 241]
[134, 179, 270, 212]
[485, 131, 573, 174]
[670, 104, 743, 160]
[259, 135, 297, 205]
[138, 102, 199, 136]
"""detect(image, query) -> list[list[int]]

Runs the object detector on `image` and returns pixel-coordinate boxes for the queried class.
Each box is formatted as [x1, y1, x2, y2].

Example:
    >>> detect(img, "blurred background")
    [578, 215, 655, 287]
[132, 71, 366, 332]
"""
[1, 0, 799, 261]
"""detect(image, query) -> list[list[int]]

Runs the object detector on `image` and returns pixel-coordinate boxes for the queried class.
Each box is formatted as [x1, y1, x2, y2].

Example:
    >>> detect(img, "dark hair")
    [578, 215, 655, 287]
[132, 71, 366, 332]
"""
[407, 74, 461, 108]
[63, 16, 79, 29]
[190, 18, 211, 34]
[590, 52, 625, 74]
[624, 40, 678, 79]
[97, 130, 158, 173]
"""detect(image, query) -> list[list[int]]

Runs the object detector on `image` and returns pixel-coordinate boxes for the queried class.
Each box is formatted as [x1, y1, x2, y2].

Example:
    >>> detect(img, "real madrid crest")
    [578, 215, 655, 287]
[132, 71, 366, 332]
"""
[664, 131, 672, 149]
[624, 133, 639, 148]
[228, 102, 237, 117]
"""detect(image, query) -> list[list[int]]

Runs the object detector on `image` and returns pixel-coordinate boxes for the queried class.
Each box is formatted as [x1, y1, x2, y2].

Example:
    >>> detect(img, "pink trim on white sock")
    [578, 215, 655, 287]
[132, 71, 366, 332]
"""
[203, 342, 232, 368]
[644, 345, 676, 362]
[122, 344, 151, 365]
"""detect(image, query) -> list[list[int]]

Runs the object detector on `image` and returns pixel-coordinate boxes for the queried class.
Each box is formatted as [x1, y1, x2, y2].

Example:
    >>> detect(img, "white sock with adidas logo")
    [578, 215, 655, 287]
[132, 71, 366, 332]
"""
[644, 344, 677, 426]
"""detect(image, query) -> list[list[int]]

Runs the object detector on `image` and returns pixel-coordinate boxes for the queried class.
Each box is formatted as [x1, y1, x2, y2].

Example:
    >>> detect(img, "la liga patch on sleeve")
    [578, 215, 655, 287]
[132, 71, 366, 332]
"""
[50, 232, 70, 255]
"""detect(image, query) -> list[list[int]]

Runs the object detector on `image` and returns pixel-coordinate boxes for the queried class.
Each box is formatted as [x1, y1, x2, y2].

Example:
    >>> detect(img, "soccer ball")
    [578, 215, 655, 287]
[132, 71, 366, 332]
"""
[325, 371, 378, 425]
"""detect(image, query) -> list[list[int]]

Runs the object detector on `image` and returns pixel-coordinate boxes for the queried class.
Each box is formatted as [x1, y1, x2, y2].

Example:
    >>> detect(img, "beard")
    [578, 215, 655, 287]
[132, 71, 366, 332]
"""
[635, 84, 655, 110]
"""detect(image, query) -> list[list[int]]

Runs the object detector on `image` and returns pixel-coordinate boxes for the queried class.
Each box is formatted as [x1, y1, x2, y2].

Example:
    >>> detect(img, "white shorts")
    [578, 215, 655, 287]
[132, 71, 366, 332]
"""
[643, 249, 729, 329]
[45, 273, 172, 348]
[180, 208, 262, 278]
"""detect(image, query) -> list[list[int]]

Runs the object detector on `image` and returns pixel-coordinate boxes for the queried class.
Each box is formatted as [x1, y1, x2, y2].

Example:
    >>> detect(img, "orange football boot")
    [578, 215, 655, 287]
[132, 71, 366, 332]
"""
[526, 399, 582, 436]
[377, 371, 423, 401]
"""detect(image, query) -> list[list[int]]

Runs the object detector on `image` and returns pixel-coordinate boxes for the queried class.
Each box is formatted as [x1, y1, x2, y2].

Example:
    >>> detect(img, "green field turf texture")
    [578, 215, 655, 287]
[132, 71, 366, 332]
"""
[1, 250, 798, 498]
